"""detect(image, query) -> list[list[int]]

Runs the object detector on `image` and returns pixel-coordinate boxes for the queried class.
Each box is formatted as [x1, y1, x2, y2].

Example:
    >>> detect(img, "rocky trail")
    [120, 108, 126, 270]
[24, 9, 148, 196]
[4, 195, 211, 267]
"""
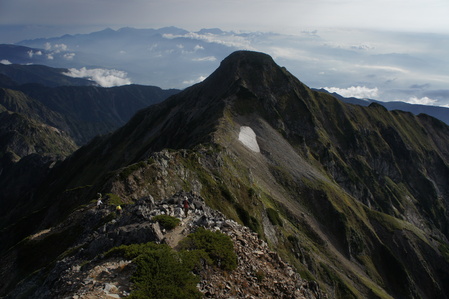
[10, 191, 323, 299]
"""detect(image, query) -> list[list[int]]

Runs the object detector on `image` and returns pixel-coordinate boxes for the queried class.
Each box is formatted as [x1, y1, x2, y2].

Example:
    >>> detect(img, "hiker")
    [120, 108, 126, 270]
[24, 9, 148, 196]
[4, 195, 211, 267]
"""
[116, 205, 122, 215]
[182, 197, 189, 217]
[97, 198, 103, 209]
[96, 193, 103, 209]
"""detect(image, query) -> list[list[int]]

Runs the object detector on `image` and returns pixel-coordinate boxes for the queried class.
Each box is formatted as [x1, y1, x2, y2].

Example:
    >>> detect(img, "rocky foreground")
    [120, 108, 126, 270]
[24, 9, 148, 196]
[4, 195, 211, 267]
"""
[9, 191, 324, 298]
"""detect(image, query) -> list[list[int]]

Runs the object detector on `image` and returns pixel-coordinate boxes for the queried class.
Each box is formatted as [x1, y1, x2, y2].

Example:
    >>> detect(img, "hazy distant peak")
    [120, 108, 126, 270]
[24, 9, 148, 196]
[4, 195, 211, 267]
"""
[197, 28, 225, 35]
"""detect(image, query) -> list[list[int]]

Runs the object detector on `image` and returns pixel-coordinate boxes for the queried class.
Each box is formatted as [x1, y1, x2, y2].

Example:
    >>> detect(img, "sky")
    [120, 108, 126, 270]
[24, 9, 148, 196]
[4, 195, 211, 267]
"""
[2, 0, 449, 35]
[1, 0, 449, 106]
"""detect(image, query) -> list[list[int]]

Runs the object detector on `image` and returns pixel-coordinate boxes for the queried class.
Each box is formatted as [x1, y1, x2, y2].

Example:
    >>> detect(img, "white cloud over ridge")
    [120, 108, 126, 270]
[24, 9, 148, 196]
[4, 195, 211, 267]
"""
[0, 59, 12, 65]
[192, 56, 216, 62]
[163, 32, 254, 50]
[63, 67, 132, 87]
[323, 86, 379, 99]
[63, 53, 76, 60]
[402, 96, 439, 106]
[27, 50, 42, 58]
[182, 76, 206, 85]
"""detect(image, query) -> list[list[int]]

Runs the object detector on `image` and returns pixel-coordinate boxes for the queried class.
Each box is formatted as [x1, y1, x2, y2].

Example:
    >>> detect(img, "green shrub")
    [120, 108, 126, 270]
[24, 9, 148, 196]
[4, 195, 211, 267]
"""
[287, 235, 299, 244]
[266, 208, 283, 227]
[106, 193, 125, 206]
[104, 230, 237, 299]
[248, 187, 256, 198]
[130, 249, 201, 299]
[106, 243, 202, 299]
[220, 185, 235, 203]
[179, 227, 237, 271]
[255, 269, 265, 282]
[152, 215, 181, 230]
[234, 203, 260, 233]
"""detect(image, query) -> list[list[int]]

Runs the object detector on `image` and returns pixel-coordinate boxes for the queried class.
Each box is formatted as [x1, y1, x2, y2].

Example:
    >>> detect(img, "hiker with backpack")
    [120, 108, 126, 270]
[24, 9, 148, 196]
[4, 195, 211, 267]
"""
[97, 193, 103, 209]
[182, 197, 189, 217]
[116, 205, 122, 215]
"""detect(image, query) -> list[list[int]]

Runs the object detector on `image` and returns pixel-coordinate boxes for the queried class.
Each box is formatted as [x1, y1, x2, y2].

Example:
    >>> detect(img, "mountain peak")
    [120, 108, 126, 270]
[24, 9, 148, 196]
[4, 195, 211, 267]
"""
[203, 51, 294, 96]
[213, 50, 278, 77]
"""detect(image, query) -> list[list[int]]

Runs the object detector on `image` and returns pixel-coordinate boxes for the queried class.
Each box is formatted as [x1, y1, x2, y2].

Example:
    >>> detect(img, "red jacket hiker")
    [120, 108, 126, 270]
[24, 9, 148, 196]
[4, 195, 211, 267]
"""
[183, 198, 189, 217]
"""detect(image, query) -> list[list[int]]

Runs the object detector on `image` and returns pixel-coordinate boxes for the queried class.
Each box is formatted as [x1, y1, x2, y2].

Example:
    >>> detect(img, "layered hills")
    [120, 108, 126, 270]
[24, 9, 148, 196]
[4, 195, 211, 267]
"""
[1, 51, 449, 298]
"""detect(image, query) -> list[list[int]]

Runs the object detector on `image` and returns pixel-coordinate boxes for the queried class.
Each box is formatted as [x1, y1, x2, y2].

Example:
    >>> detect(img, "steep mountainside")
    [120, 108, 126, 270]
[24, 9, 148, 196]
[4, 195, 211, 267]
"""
[15, 83, 179, 144]
[2, 51, 449, 298]
[0, 103, 77, 229]
[0, 88, 71, 133]
[0, 65, 179, 145]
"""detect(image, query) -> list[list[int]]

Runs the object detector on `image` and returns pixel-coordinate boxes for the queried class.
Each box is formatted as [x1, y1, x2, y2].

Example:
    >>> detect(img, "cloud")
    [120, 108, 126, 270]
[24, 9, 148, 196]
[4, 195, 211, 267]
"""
[410, 83, 430, 89]
[0, 59, 12, 65]
[27, 50, 42, 58]
[192, 56, 217, 62]
[182, 75, 206, 85]
[402, 96, 439, 106]
[63, 52, 75, 60]
[350, 44, 375, 51]
[54, 43, 68, 51]
[194, 45, 204, 51]
[356, 64, 408, 74]
[63, 67, 132, 87]
[323, 86, 379, 99]
[163, 32, 254, 49]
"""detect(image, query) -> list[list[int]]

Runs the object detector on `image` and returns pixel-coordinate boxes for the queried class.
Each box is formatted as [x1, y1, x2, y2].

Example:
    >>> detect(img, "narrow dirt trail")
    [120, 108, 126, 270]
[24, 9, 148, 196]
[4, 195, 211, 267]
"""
[163, 214, 193, 249]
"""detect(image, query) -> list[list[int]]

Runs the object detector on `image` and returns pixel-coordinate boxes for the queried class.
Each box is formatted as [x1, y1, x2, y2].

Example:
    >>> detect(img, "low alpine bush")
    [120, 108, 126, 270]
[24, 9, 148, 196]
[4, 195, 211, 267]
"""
[179, 227, 237, 271]
[105, 243, 203, 299]
[152, 215, 180, 230]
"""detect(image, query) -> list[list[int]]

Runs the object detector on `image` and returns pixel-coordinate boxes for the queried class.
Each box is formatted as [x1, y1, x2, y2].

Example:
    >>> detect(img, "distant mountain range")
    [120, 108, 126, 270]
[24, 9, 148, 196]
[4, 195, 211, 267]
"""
[1, 27, 237, 88]
[317, 89, 449, 125]
[0, 62, 95, 87]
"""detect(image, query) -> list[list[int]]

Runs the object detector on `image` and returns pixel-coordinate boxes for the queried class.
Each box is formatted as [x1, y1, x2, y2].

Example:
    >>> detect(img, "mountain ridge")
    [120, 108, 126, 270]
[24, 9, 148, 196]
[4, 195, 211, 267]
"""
[1, 51, 449, 298]
[319, 89, 449, 125]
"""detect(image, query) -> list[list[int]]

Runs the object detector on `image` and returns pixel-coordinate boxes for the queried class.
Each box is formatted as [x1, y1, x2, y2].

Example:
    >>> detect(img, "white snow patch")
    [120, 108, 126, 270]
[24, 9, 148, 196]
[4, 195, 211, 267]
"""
[238, 126, 260, 153]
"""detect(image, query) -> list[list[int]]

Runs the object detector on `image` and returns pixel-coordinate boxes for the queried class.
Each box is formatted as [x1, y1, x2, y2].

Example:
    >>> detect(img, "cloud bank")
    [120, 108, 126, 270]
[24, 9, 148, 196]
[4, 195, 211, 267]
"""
[402, 96, 439, 106]
[323, 86, 379, 99]
[63, 67, 132, 87]
[182, 75, 206, 85]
